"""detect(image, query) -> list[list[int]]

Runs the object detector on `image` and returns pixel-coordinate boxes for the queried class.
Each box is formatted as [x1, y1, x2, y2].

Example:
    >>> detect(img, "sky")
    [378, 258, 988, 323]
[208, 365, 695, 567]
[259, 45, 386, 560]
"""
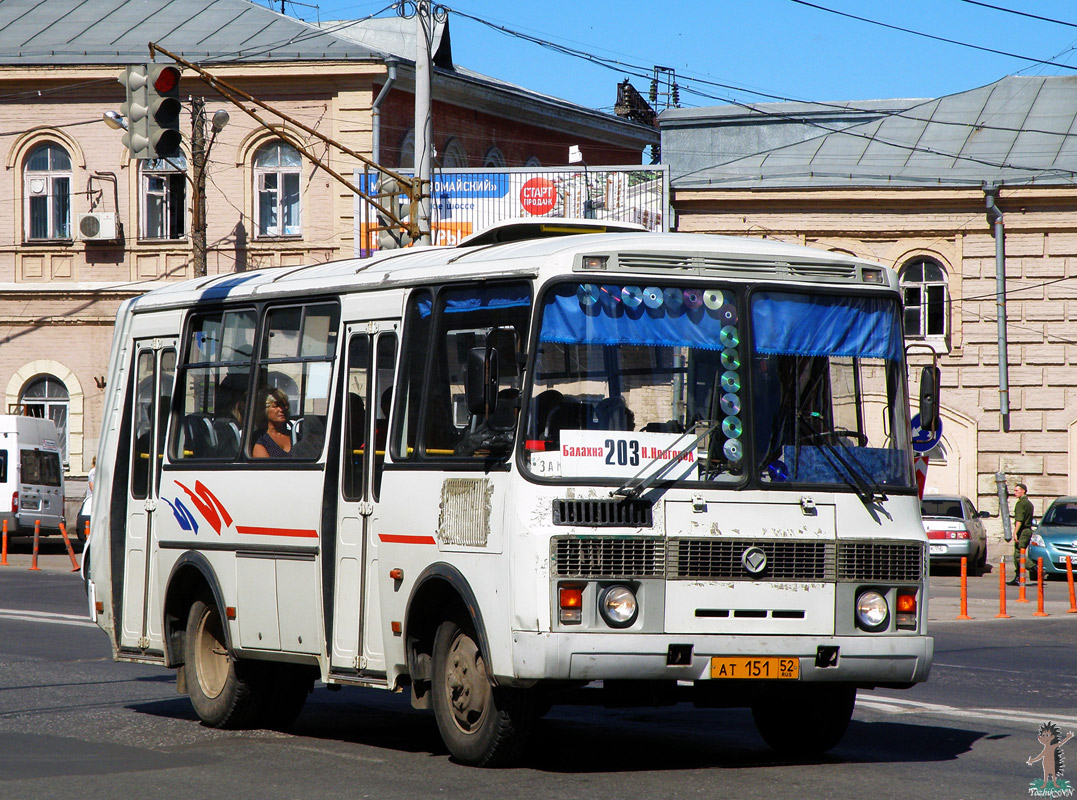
[263, 0, 1077, 114]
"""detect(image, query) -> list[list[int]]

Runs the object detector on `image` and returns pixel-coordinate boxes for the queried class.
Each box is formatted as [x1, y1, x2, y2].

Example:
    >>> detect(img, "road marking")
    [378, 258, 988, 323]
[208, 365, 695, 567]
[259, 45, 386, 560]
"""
[0, 608, 96, 628]
[859, 694, 1077, 728]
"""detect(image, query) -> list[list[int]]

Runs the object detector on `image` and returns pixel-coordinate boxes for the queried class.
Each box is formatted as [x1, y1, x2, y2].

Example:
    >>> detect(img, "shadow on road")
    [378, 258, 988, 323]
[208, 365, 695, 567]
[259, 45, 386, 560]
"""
[128, 686, 987, 772]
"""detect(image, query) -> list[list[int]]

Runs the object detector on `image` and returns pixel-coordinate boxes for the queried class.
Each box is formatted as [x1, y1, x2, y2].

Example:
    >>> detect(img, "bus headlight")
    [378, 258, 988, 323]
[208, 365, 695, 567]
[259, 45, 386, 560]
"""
[599, 585, 638, 628]
[855, 590, 890, 632]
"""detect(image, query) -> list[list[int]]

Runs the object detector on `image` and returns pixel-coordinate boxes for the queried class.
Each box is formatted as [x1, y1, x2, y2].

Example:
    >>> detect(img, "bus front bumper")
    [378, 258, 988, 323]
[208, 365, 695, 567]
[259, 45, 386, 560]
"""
[509, 631, 933, 685]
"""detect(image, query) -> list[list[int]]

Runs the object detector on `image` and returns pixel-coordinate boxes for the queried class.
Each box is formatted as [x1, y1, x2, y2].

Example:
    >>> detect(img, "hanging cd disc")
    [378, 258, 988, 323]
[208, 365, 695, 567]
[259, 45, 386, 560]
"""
[721, 349, 740, 371]
[721, 370, 741, 393]
[643, 287, 663, 309]
[621, 286, 643, 309]
[683, 288, 704, 310]
[720, 392, 741, 416]
[720, 304, 738, 324]
[577, 283, 600, 307]
[720, 325, 740, 349]
[703, 289, 724, 310]
[724, 438, 743, 461]
[722, 416, 743, 439]
[663, 287, 684, 312]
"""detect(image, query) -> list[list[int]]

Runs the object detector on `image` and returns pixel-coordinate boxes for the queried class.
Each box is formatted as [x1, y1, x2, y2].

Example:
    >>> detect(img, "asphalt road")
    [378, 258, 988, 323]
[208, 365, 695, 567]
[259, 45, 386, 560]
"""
[1, 543, 1075, 800]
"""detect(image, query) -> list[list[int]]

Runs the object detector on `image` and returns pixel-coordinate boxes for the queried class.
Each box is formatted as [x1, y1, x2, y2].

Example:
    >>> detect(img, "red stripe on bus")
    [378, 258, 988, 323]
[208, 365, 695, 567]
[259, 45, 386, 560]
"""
[235, 526, 318, 538]
[379, 534, 437, 545]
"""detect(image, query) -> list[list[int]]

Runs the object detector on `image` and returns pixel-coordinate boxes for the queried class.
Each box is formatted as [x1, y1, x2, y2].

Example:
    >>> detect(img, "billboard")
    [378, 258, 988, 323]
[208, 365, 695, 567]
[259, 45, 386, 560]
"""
[353, 165, 669, 257]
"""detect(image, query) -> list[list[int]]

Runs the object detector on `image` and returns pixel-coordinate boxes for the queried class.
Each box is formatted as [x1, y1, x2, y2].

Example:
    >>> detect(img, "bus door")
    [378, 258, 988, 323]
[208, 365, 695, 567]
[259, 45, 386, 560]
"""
[331, 321, 398, 677]
[119, 339, 177, 653]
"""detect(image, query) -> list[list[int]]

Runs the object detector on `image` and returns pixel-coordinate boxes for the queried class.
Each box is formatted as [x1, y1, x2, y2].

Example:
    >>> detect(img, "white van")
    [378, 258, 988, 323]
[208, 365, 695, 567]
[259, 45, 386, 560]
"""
[0, 416, 65, 536]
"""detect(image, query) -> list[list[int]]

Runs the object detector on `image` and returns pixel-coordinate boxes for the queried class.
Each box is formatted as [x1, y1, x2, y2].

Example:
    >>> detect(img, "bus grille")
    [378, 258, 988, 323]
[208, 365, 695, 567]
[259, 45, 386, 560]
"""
[667, 539, 834, 581]
[552, 537, 664, 578]
[550, 537, 924, 582]
[837, 542, 924, 582]
[552, 498, 653, 527]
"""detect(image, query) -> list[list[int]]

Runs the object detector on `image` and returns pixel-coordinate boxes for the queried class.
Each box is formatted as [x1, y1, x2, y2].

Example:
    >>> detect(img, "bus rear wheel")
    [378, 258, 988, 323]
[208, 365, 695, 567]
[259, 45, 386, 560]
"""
[751, 684, 856, 756]
[185, 596, 264, 729]
[431, 617, 535, 767]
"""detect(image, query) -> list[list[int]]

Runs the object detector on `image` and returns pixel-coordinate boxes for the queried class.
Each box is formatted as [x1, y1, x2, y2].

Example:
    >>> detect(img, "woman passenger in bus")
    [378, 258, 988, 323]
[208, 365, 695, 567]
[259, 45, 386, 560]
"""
[251, 388, 292, 458]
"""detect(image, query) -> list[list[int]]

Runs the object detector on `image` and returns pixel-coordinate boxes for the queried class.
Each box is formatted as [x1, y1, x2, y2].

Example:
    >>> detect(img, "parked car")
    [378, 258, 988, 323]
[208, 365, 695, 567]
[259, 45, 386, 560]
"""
[920, 494, 990, 575]
[1027, 496, 1077, 578]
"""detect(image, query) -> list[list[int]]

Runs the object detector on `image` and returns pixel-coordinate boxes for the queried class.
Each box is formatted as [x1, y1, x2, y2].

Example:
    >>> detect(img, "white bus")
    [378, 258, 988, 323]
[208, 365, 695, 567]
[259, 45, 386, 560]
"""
[86, 223, 933, 766]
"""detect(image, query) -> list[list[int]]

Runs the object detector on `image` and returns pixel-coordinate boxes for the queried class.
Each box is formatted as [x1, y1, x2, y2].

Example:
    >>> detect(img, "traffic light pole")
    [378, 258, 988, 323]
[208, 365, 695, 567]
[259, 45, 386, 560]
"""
[148, 43, 423, 242]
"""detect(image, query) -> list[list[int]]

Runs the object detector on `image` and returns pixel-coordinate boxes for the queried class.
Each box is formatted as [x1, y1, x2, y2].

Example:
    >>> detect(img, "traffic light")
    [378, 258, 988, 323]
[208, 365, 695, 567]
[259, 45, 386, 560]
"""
[119, 65, 151, 159]
[117, 64, 182, 159]
[374, 176, 408, 250]
[146, 65, 182, 158]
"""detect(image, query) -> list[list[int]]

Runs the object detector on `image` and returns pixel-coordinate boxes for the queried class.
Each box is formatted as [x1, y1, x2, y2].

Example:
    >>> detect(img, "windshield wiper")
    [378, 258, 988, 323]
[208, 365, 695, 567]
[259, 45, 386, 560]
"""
[796, 414, 886, 508]
[612, 420, 721, 498]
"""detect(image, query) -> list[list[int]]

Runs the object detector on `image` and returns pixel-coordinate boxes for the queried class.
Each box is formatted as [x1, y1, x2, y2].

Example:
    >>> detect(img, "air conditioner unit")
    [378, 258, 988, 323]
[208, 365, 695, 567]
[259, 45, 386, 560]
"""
[77, 212, 117, 242]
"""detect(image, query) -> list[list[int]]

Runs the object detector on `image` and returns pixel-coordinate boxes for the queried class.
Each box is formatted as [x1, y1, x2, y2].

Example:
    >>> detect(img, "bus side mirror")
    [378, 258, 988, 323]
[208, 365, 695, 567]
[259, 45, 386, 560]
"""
[919, 365, 941, 432]
[466, 346, 499, 416]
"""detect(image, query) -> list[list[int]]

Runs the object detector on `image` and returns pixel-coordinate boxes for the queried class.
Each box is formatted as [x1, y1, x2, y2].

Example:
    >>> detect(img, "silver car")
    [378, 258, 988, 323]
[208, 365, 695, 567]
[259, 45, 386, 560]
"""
[920, 494, 990, 575]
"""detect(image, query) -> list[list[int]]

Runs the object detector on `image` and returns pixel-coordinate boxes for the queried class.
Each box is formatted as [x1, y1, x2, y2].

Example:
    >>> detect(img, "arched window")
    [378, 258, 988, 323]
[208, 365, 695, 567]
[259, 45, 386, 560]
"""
[24, 143, 72, 241]
[483, 147, 506, 168]
[441, 137, 467, 168]
[524, 156, 542, 168]
[140, 155, 187, 240]
[254, 140, 301, 237]
[397, 130, 415, 169]
[900, 257, 949, 345]
[20, 375, 70, 463]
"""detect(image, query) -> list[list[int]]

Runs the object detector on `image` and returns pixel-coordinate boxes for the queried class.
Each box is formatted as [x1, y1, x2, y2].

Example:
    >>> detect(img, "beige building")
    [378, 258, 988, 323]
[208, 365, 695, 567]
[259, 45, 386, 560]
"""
[0, 0, 655, 509]
[663, 76, 1077, 531]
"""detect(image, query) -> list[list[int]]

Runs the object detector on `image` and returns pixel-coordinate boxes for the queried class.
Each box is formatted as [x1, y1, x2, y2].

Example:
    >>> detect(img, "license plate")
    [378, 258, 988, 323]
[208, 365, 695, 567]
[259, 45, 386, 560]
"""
[929, 544, 947, 554]
[710, 657, 799, 680]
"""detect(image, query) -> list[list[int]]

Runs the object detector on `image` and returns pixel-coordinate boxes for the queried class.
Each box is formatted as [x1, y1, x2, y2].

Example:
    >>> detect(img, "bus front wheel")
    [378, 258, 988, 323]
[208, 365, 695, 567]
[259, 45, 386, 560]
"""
[751, 684, 856, 756]
[184, 596, 264, 729]
[431, 617, 535, 767]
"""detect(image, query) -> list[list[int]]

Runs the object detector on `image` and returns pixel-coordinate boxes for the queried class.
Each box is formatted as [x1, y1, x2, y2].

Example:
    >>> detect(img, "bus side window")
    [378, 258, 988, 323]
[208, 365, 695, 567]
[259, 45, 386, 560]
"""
[171, 309, 256, 461]
[252, 302, 340, 461]
[343, 334, 370, 500]
[372, 332, 397, 500]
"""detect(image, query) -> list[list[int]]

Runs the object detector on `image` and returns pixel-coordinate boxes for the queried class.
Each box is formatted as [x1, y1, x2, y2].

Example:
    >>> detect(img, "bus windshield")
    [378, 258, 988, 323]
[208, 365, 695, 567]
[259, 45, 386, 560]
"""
[523, 281, 913, 494]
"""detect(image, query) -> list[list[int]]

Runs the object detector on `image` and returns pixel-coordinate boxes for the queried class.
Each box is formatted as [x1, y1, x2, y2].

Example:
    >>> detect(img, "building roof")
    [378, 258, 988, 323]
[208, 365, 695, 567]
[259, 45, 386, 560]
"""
[0, 0, 655, 147]
[663, 76, 1077, 190]
[0, 0, 390, 64]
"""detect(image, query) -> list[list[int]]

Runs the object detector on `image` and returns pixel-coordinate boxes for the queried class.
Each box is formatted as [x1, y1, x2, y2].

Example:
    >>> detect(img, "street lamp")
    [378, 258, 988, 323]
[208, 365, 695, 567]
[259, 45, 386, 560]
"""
[568, 145, 600, 218]
[102, 110, 127, 131]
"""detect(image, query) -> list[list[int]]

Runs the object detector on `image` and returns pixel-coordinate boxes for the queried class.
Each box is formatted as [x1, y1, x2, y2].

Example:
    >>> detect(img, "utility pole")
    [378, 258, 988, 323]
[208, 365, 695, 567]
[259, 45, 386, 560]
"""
[410, 2, 443, 246]
[191, 96, 207, 277]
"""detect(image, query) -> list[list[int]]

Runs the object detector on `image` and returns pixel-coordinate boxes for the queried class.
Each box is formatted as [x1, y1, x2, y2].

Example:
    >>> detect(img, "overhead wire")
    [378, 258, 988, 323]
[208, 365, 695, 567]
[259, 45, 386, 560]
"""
[786, 0, 1077, 72]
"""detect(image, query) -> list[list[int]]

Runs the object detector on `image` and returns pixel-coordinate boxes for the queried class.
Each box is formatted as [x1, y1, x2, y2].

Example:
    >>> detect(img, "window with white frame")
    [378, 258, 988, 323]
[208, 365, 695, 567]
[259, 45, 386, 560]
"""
[24, 143, 72, 241]
[20, 374, 70, 464]
[483, 147, 506, 168]
[141, 156, 187, 240]
[254, 140, 301, 237]
[900, 257, 949, 345]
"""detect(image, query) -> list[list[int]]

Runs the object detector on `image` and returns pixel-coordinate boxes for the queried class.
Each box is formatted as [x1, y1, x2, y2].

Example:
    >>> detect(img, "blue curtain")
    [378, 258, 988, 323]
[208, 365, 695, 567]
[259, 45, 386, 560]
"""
[752, 292, 902, 361]
[539, 284, 733, 351]
[417, 284, 531, 318]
